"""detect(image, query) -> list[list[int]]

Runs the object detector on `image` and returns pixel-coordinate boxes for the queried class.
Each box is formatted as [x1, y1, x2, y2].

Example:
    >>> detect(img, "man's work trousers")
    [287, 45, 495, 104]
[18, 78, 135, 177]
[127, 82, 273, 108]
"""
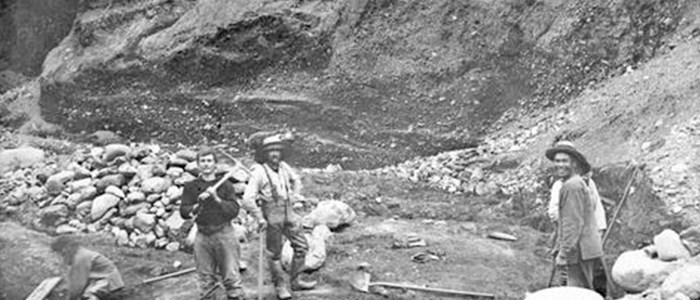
[194, 224, 243, 299]
[563, 258, 597, 289]
[265, 221, 308, 261]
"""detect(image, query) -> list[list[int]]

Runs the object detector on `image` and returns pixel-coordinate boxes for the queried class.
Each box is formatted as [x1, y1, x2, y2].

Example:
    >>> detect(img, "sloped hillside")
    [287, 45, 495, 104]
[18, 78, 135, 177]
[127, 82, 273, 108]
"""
[0, 0, 688, 169]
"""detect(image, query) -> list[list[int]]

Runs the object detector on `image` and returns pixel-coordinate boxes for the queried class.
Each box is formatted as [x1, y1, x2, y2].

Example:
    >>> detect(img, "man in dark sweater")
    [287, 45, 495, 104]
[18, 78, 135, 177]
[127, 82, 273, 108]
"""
[180, 148, 245, 300]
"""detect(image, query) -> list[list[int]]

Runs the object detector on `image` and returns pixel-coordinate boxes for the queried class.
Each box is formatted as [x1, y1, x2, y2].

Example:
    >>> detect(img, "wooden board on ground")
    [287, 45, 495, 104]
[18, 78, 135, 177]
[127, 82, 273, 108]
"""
[25, 276, 62, 300]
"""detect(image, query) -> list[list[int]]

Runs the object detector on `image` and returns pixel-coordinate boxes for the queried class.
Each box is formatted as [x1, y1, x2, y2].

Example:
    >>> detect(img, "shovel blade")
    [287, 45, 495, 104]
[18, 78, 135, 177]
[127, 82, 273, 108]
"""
[349, 271, 371, 293]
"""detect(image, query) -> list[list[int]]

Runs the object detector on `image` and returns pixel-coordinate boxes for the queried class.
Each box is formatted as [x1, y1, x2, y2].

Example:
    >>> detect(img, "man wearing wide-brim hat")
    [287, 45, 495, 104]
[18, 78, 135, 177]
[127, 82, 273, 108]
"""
[241, 134, 316, 299]
[546, 141, 604, 290]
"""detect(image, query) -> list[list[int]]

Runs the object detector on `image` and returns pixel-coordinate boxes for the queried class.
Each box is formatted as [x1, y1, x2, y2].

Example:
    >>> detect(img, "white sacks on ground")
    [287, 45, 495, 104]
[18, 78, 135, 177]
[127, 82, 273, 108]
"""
[654, 229, 691, 261]
[282, 225, 332, 271]
[524, 287, 603, 300]
[661, 265, 700, 300]
[612, 249, 683, 292]
[302, 200, 356, 229]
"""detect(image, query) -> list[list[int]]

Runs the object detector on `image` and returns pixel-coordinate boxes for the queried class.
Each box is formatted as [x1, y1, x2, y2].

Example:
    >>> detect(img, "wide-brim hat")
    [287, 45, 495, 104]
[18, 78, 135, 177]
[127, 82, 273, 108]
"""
[259, 135, 288, 152]
[254, 134, 290, 163]
[545, 141, 591, 174]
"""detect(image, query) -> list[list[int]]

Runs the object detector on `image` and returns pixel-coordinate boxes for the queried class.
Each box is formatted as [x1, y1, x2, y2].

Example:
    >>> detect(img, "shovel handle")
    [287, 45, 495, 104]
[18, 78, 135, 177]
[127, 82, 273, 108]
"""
[370, 282, 495, 298]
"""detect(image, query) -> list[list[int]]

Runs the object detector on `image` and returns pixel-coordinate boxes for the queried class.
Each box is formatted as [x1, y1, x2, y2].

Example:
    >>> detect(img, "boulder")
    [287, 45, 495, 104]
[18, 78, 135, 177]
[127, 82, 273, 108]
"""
[0, 147, 45, 172]
[524, 287, 604, 300]
[68, 178, 93, 192]
[25, 186, 47, 202]
[165, 186, 183, 201]
[121, 202, 150, 217]
[302, 200, 356, 229]
[112, 227, 130, 246]
[174, 172, 196, 186]
[654, 229, 690, 261]
[166, 167, 184, 178]
[103, 144, 131, 162]
[142, 177, 171, 194]
[168, 158, 189, 168]
[154, 224, 166, 238]
[165, 242, 181, 252]
[96, 174, 125, 191]
[45, 171, 76, 195]
[67, 162, 91, 179]
[77, 186, 98, 202]
[151, 165, 167, 177]
[136, 164, 154, 180]
[175, 149, 197, 162]
[56, 224, 79, 234]
[65, 193, 83, 209]
[126, 191, 146, 203]
[87, 130, 122, 146]
[165, 212, 186, 234]
[146, 193, 162, 203]
[680, 225, 700, 256]
[155, 238, 169, 249]
[76, 201, 93, 217]
[282, 225, 332, 271]
[612, 249, 683, 292]
[105, 185, 126, 198]
[39, 204, 69, 227]
[184, 162, 199, 175]
[661, 265, 700, 299]
[132, 211, 156, 233]
[118, 163, 138, 177]
[96, 208, 118, 224]
[91, 194, 121, 221]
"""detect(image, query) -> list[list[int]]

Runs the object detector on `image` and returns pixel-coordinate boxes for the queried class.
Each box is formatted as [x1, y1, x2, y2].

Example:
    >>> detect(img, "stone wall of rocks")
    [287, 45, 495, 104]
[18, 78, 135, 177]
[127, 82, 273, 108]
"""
[0, 143, 249, 251]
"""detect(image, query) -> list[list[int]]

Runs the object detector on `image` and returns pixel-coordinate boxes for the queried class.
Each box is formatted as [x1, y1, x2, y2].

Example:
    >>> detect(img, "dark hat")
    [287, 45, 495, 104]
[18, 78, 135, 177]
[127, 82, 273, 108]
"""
[254, 134, 290, 163]
[545, 141, 591, 174]
[259, 135, 288, 153]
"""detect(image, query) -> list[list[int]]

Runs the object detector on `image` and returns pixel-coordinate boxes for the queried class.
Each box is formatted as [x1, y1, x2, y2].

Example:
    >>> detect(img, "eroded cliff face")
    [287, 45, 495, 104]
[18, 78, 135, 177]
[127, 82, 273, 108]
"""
[1, 0, 689, 168]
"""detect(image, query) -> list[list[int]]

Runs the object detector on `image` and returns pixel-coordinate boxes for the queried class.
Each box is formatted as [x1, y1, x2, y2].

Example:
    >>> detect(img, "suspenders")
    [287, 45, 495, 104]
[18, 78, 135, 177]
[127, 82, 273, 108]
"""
[262, 164, 291, 223]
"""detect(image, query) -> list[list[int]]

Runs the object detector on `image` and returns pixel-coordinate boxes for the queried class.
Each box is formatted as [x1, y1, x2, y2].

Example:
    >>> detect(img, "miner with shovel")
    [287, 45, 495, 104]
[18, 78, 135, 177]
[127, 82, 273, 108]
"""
[546, 141, 604, 290]
[241, 134, 317, 299]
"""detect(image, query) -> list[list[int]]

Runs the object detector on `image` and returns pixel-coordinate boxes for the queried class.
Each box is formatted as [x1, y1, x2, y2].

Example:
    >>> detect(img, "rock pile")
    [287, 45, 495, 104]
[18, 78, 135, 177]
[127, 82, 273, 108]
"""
[1, 143, 358, 255]
[371, 147, 542, 198]
[614, 227, 700, 300]
[0, 143, 242, 250]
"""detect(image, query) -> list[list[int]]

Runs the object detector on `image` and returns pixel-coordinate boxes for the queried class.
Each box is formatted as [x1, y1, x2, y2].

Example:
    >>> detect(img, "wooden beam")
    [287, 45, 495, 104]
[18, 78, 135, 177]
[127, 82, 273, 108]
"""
[25, 277, 62, 300]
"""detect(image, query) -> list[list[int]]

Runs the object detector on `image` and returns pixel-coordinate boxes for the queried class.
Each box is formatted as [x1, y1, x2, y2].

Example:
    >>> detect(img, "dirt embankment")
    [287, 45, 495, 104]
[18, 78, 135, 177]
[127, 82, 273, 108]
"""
[0, 0, 687, 169]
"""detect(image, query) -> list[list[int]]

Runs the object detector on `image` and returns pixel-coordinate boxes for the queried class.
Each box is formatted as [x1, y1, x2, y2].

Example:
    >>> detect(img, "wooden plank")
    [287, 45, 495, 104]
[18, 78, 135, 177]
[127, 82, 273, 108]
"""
[25, 276, 62, 300]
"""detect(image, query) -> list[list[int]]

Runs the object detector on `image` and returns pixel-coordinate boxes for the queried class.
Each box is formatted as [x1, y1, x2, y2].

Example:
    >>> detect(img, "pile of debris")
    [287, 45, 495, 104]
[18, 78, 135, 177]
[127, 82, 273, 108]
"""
[371, 147, 542, 198]
[1, 143, 229, 250]
[613, 227, 700, 300]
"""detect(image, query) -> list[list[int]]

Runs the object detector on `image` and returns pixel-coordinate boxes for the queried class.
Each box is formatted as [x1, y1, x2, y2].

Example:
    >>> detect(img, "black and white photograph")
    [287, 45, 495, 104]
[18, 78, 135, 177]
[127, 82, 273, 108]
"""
[1, 0, 699, 299]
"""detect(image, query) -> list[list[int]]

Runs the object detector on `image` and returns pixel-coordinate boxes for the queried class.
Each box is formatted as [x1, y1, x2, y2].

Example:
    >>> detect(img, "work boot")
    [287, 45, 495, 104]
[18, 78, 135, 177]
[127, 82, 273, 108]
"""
[269, 260, 292, 300]
[290, 256, 317, 291]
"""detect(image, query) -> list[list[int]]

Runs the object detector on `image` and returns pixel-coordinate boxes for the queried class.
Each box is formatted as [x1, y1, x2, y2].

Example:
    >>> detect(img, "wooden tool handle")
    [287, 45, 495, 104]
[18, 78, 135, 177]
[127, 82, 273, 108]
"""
[141, 267, 196, 285]
[370, 282, 495, 298]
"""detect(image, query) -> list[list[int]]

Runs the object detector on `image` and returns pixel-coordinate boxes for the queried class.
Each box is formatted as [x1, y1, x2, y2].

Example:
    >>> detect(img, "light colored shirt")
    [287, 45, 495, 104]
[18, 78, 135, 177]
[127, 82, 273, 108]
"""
[548, 178, 607, 230]
[67, 248, 123, 300]
[241, 161, 302, 220]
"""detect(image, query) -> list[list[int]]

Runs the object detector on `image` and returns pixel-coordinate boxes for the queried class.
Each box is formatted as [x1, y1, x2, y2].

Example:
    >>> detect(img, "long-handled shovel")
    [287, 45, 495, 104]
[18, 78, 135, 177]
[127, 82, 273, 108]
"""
[258, 229, 266, 300]
[349, 270, 496, 298]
